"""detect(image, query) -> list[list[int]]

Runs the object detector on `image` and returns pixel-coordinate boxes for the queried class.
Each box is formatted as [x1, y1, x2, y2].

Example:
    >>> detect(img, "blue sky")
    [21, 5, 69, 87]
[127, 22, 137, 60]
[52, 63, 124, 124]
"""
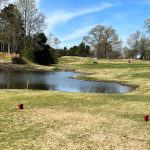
[34, 0, 150, 48]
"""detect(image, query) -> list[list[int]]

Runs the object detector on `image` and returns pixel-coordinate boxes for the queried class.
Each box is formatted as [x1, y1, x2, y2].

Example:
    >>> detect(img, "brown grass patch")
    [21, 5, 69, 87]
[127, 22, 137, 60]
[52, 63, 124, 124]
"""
[3, 108, 148, 150]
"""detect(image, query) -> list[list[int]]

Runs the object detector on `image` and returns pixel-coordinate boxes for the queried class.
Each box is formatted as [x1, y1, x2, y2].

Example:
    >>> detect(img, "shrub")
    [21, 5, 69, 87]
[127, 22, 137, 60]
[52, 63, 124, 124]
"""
[22, 33, 58, 65]
[34, 45, 58, 65]
[11, 56, 27, 64]
[22, 45, 58, 65]
[22, 46, 35, 62]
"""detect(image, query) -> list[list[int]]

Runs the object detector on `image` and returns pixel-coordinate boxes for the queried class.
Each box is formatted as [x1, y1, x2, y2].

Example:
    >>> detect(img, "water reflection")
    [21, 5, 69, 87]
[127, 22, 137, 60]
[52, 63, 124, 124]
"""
[0, 71, 133, 93]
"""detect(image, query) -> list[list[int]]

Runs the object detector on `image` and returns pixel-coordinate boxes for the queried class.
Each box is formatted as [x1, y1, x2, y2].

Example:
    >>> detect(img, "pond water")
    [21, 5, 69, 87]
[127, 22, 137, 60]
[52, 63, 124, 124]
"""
[0, 71, 133, 93]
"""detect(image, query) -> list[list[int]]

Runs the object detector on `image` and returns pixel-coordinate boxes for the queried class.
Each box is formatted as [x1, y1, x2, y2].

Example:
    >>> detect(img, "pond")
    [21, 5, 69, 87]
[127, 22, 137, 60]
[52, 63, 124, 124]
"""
[0, 71, 133, 93]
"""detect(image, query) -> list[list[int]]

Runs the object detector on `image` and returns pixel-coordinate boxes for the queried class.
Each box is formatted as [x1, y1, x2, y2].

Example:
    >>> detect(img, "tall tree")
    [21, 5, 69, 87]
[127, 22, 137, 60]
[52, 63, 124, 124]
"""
[67, 46, 79, 56]
[127, 31, 150, 59]
[83, 25, 120, 58]
[127, 31, 140, 51]
[0, 4, 24, 53]
[15, 0, 45, 49]
[145, 19, 150, 33]
[16, 0, 45, 36]
[23, 32, 58, 65]
[78, 42, 90, 57]
[139, 36, 150, 60]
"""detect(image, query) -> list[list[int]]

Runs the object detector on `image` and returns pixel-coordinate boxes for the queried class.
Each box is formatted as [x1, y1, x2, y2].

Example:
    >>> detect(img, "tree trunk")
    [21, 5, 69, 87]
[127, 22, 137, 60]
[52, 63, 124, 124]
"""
[13, 33, 16, 52]
[140, 51, 145, 60]
[8, 43, 10, 53]
[0, 42, 2, 52]
[1, 43, 4, 51]
[104, 44, 107, 58]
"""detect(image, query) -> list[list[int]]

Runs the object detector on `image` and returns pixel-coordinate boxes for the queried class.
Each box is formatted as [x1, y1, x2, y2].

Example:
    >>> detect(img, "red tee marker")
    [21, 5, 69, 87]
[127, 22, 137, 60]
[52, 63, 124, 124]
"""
[18, 104, 24, 110]
[144, 115, 149, 122]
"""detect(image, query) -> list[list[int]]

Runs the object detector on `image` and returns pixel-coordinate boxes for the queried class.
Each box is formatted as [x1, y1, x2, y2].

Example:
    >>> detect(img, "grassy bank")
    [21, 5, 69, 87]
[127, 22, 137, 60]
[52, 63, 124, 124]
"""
[0, 62, 55, 72]
[0, 56, 150, 150]
[0, 52, 55, 72]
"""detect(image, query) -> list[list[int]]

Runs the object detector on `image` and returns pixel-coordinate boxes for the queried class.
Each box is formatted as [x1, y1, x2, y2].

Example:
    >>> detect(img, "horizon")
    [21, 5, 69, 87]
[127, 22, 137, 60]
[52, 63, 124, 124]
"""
[8, 0, 150, 48]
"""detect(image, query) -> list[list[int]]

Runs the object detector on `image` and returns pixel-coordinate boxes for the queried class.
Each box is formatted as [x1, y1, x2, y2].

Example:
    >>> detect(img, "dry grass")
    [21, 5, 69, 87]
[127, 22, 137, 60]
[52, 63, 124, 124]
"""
[15, 108, 150, 150]
[1, 100, 150, 150]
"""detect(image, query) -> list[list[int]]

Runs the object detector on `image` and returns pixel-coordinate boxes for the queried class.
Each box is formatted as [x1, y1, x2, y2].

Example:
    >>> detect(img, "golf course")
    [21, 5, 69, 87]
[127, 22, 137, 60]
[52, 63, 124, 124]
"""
[0, 56, 150, 150]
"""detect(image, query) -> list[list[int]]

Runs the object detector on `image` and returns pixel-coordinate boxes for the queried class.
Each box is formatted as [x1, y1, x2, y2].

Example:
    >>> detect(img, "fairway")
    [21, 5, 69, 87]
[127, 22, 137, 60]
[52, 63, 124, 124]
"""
[0, 56, 150, 150]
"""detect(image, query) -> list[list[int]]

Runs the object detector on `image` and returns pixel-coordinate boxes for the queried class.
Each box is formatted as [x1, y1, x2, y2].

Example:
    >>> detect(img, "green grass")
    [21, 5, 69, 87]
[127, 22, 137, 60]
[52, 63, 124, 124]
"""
[79, 63, 150, 70]
[131, 72, 150, 79]
[0, 56, 150, 149]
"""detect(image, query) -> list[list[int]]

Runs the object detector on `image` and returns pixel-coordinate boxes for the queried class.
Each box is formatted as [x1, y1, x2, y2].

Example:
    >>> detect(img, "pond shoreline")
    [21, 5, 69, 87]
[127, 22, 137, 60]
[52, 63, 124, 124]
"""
[0, 62, 138, 93]
[69, 75, 138, 92]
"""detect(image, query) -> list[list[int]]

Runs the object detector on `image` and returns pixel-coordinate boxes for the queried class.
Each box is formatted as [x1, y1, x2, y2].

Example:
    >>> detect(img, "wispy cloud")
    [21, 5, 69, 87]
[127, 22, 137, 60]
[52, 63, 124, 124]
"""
[46, 2, 112, 32]
[60, 24, 97, 42]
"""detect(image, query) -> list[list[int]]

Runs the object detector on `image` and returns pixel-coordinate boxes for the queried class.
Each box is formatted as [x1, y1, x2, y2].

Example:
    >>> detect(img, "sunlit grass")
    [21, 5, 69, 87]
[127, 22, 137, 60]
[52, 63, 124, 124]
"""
[0, 56, 150, 149]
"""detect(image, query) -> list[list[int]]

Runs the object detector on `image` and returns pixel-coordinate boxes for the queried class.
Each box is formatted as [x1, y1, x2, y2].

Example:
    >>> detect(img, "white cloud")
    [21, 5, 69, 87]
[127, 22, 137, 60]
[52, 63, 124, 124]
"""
[60, 24, 97, 42]
[58, 21, 109, 48]
[46, 2, 112, 32]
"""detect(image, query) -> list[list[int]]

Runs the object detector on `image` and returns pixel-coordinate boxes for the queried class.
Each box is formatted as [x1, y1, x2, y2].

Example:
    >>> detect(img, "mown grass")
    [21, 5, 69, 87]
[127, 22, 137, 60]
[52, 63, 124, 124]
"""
[0, 56, 150, 150]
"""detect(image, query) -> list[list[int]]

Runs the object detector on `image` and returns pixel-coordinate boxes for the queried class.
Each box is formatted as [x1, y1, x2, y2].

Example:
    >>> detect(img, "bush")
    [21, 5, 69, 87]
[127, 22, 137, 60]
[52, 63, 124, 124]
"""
[22, 45, 58, 65]
[22, 46, 35, 62]
[11, 56, 27, 64]
[34, 45, 58, 65]
[21, 33, 58, 65]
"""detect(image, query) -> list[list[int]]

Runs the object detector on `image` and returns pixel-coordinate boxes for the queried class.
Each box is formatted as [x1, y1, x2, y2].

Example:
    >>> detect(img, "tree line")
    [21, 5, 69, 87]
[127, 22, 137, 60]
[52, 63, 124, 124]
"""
[58, 42, 90, 57]
[59, 23, 150, 60]
[0, 0, 150, 64]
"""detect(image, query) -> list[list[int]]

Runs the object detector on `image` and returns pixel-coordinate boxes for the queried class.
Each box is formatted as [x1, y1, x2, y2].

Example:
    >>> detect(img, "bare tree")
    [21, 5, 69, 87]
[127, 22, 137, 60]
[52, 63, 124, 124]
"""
[112, 40, 123, 57]
[16, 0, 45, 36]
[127, 31, 150, 59]
[145, 19, 150, 33]
[48, 33, 61, 48]
[15, 0, 45, 50]
[83, 25, 120, 58]
[127, 31, 140, 51]
[139, 36, 150, 59]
